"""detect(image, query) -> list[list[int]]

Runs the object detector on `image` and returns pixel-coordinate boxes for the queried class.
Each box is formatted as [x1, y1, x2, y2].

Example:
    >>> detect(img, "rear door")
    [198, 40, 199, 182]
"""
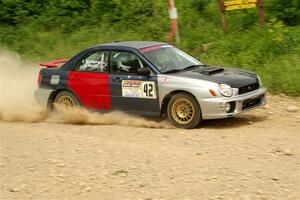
[109, 50, 160, 116]
[68, 51, 112, 110]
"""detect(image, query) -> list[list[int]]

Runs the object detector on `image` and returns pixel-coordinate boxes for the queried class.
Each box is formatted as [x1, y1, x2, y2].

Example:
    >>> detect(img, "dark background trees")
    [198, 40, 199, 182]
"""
[0, 0, 299, 95]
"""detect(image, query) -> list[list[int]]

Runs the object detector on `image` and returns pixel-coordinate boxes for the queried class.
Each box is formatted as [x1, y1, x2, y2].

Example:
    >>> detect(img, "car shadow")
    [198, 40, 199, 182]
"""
[142, 113, 269, 129]
[199, 114, 269, 129]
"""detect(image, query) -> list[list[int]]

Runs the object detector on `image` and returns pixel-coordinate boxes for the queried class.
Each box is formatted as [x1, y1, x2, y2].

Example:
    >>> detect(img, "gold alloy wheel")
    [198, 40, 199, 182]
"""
[171, 98, 195, 125]
[56, 95, 75, 107]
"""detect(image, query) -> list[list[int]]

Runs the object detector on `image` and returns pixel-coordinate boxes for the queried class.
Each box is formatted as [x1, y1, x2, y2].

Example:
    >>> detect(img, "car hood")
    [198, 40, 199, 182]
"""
[171, 66, 258, 88]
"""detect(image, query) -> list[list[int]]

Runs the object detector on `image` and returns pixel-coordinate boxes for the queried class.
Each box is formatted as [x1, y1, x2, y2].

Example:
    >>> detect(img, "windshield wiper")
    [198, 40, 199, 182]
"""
[163, 69, 182, 74]
[163, 64, 206, 74]
[182, 65, 201, 71]
[182, 64, 208, 71]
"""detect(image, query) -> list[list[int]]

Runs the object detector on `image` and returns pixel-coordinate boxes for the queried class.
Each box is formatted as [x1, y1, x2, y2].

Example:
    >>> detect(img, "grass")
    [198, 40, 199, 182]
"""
[1, 23, 299, 96]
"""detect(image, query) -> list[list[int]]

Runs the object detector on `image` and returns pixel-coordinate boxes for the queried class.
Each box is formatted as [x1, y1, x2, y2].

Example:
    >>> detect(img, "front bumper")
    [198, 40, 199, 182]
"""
[198, 87, 267, 120]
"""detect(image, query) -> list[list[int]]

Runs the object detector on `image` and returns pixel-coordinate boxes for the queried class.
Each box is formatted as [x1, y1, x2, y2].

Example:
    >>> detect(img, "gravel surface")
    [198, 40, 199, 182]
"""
[0, 95, 300, 200]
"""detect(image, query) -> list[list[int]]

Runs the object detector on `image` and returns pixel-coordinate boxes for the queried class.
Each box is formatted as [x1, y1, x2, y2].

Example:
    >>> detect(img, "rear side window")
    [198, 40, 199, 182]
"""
[77, 51, 109, 73]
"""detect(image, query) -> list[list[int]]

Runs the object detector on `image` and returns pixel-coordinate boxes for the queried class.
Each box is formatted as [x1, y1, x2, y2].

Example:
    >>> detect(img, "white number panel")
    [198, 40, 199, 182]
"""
[122, 80, 156, 99]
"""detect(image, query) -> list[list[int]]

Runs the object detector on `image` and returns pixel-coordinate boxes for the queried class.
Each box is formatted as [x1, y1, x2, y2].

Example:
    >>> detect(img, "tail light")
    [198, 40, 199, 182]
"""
[37, 73, 43, 85]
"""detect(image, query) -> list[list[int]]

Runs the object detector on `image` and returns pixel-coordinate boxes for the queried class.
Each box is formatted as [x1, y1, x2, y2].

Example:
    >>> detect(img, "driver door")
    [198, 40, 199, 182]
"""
[109, 51, 160, 116]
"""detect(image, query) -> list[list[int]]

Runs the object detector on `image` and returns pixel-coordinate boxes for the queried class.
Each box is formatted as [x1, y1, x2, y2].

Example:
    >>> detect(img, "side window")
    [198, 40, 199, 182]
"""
[77, 51, 109, 72]
[110, 51, 148, 74]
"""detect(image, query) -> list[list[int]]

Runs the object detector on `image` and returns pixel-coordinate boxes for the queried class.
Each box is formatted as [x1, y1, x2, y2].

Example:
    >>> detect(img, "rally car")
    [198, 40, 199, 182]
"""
[35, 41, 266, 128]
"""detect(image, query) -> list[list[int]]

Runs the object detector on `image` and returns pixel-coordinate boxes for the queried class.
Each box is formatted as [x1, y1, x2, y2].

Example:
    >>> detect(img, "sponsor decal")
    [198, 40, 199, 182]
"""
[161, 45, 173, 48]
[81, 60, 107, 72]
[50, 75, 60, 85]
[122, 80, 156, 99]
[139, 45, 172, 54]
[162, 77, 169, 83]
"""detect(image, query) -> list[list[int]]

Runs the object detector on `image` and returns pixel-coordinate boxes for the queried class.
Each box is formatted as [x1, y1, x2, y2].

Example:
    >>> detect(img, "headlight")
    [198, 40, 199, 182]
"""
[257, 75, 262, 87]
[218, 84, 233, 97]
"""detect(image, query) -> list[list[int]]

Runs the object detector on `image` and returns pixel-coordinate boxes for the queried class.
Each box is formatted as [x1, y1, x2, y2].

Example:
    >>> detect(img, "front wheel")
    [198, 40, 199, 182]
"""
[167, 93, 202, 129]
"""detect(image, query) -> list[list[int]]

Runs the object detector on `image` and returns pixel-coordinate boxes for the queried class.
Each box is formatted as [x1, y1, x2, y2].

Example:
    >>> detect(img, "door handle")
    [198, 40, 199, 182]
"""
[70, 75, 80, 80]
[113, 77, 122, 82]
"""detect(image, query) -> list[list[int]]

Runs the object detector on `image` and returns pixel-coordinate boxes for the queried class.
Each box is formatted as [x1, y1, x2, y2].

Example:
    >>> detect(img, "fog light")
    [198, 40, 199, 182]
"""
[225, 102, 231, 112]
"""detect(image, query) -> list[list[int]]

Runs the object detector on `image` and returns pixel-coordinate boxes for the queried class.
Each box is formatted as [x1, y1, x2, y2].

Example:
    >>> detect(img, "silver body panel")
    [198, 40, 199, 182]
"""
[158, 74, 266, 119]
[34, 88, 53, 107]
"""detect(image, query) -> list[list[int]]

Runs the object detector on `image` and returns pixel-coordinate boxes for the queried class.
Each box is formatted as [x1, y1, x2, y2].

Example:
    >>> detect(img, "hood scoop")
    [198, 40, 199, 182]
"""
[200, 67, 224, 75]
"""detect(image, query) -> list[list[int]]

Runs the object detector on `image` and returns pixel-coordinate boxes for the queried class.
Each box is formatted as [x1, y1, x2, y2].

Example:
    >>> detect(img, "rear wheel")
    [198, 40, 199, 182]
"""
[54, 91, 80, 108]
[167, 93, 202, 129]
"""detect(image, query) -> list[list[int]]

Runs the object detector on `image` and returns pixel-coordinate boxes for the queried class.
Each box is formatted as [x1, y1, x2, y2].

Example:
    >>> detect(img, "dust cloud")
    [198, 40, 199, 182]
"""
[52, 105, 171, 128]
[0, 50, 43, 122]
[0, 50, 172, 128]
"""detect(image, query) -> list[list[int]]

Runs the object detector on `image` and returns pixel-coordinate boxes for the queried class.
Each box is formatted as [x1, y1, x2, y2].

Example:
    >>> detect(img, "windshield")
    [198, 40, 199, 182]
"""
[141, 45, 204, 73]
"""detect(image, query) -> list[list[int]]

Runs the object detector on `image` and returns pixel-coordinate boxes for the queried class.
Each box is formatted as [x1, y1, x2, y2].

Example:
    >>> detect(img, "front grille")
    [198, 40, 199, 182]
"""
[238, 82, 259, 95]
[242, 95, 264, 111]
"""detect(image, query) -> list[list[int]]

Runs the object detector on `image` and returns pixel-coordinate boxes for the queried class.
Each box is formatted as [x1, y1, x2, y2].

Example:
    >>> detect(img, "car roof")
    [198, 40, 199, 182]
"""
[97, 41, 167, 49]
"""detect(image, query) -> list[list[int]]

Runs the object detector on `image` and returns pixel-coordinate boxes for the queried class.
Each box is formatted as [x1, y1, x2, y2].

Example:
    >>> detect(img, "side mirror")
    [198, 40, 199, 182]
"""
[137, 68, 151, 76]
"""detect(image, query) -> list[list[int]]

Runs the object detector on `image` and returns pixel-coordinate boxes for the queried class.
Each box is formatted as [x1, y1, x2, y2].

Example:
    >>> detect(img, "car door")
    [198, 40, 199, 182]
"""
[68, 50, 112, 110]
[109, 50, 160, 116]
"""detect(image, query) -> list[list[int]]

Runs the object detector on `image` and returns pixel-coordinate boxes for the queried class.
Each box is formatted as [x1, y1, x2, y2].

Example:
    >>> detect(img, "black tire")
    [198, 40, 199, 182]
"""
[167, 93, 202, 129]
[54, 90, 80, 108]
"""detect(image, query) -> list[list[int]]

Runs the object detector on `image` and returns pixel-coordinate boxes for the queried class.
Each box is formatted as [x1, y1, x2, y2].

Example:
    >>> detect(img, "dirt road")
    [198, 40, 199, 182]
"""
[0, 95, 299, 200]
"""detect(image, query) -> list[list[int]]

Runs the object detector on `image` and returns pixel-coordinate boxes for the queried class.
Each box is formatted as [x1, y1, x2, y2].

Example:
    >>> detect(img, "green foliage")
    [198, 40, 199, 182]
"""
[258, 55, 300, 96]
[0, 0, 299, 95]
[266, 0, 300, 26]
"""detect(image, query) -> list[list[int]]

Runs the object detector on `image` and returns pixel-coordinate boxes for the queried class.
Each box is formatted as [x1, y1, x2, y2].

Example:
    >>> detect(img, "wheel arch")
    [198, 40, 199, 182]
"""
[160, 90, 202, 117]
[47, 89, 81, 109]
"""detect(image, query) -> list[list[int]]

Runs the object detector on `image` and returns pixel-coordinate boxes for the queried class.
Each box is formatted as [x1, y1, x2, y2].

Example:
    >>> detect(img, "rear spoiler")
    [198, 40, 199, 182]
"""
[39, 59, 69, 68]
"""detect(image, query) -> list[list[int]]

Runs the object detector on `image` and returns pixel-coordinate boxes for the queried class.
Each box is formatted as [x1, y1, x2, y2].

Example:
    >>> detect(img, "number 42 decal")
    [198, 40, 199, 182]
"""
[143, 83, 153, 97]
[142, 82, 156, 98]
